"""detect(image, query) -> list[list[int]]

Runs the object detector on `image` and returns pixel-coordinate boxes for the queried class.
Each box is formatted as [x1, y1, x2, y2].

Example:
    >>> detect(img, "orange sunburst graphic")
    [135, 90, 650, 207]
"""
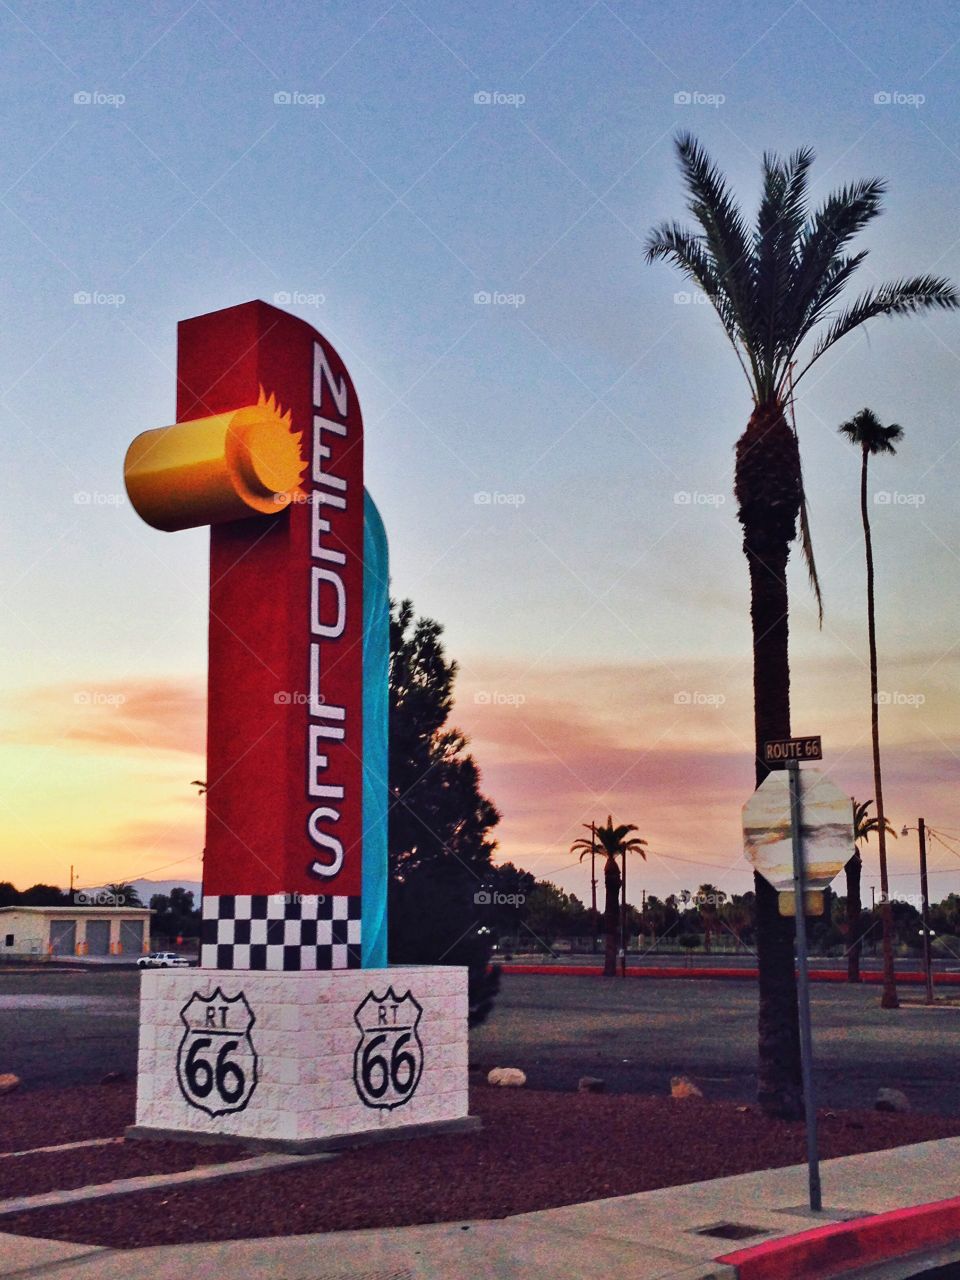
[234, 386, 308, 501]
[124, 386, 308, 532]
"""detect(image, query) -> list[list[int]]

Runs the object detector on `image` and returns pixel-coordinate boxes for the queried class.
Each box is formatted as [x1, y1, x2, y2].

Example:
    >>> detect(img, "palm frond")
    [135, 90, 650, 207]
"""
[644, 222, 735, 325]
[784, 251, 870, 381]
[645, 221, 754, 390]
[673, 133, 760, 379]
[799, 275, 960, 377]
[786, 370, 823, 625]
[797, 478, 823, 626]
[755, 147, 814, 396]
[852, 798, 897, 843]
[786, 181, 886, 331]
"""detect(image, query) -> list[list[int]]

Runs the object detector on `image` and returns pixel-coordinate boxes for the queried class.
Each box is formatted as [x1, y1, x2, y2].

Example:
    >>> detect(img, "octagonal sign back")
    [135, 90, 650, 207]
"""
[742, 767, 853, 895]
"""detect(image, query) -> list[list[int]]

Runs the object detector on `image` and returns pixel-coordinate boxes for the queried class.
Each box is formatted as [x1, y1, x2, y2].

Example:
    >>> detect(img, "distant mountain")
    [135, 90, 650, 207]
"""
[134, 879, 202, 903]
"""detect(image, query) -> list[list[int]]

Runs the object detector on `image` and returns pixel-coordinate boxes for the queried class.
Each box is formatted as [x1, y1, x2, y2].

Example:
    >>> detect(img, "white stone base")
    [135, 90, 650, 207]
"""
[132, 966, 471, 1146]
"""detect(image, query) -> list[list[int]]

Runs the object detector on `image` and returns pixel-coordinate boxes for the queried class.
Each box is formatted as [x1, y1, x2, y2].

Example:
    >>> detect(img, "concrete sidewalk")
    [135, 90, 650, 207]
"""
[5, 1135, 960, 1279]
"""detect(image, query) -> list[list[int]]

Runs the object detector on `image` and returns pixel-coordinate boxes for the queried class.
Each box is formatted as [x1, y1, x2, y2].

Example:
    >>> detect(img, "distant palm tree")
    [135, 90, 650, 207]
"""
[844, 798, 898, 982]
[572, 817, 647, 975]
[839, 409, 905, 1007]
[647, 135, 957, 1115]
[696, 883, 727, 952]
[643, 894, 673, 949]
[106, 882, 142, 907]
[721, 895, 754, 947]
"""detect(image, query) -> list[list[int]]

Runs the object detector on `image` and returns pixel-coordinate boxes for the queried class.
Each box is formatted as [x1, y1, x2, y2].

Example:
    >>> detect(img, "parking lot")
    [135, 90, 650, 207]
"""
[1, 967, 958, 1113]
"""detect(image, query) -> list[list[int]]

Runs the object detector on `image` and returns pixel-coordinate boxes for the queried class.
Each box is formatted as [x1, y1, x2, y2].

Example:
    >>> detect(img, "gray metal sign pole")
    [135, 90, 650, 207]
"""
[787, 759, 822, 1212]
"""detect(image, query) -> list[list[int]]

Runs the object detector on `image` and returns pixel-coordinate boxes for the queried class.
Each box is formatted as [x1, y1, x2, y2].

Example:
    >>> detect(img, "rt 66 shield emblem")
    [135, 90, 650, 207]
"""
[176, 987, 258, 1117]
[353, 987, 424, 1110]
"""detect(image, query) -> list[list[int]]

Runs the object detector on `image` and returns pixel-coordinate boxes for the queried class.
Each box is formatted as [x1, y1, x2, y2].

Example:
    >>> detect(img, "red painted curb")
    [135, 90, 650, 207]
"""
[717, 1193, 960, 1278]
[499, 964, 960, 985]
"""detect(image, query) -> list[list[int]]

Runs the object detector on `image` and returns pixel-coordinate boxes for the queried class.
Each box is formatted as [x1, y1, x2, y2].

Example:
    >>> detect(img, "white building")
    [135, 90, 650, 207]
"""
[0, 906, 153, 958]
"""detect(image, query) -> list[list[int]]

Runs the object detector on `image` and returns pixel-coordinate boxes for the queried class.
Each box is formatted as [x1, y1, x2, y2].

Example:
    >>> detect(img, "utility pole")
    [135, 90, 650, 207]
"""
[590, 822, 598, 955]
[918, 819, 934, 1005]
[620, 846, 628, 978]
[69, 865, 75, 896]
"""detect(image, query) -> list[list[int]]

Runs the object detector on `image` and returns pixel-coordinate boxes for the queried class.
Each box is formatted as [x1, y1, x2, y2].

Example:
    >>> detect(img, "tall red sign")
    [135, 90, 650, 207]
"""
[129, 300, 366, 969]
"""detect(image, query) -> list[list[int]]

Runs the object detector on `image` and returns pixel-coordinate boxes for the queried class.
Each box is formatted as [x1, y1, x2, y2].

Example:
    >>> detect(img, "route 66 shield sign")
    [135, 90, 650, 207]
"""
[353, 987, 424, 1110]
[176, 987, 258, 1117]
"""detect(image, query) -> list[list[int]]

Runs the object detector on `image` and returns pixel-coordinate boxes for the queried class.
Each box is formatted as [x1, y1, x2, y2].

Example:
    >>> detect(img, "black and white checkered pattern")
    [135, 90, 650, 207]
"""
[200, 894, 362, 970]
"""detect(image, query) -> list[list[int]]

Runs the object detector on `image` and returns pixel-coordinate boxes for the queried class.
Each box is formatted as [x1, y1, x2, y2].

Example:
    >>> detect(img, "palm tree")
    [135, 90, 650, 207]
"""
[721, 895, 754, 948]
[844, 798, 897, 983]
[572, 816, 647, 975]
[106, 882, 142, 907]
[839, 409, 905, 1006]
[696, 883, 727, 952]
[647, 135, 958, 1117]
[643, 894, 674, 950]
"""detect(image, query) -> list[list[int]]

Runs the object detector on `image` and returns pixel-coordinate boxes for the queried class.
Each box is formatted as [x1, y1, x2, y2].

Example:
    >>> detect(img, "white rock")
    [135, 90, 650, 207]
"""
[875, 1087, 910, 1113]
[487, 1067, 526, 1088]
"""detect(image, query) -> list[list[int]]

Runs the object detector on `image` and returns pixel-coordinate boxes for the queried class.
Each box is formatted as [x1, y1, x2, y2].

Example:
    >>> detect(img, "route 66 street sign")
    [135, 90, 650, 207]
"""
[353, 987, 424, 1110]
[176, 987, 259, 1117]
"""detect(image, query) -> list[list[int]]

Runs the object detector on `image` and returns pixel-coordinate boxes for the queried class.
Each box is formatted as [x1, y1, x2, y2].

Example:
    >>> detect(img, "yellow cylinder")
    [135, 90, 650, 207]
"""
[124, 391, 306, 532]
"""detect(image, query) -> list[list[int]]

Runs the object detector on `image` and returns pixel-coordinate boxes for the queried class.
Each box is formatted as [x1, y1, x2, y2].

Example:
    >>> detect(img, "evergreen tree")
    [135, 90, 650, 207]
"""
[388, 599, 502, 1024]
[19, 884, 68, 906]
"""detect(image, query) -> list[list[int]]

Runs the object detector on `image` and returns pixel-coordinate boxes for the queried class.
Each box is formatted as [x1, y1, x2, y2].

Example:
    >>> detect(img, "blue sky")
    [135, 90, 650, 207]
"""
[2, 0, 960, 905]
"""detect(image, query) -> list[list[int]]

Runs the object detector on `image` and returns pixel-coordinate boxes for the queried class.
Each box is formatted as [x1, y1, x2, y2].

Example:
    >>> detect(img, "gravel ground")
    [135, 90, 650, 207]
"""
[0, 1082, 135, 1153]
[0, 1139, 244, 1200]
[3, 1086, 960, 1248]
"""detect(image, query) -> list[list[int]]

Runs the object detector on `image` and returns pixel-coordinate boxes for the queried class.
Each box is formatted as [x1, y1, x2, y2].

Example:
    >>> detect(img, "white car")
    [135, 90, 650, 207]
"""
[137, 951, 192, 969]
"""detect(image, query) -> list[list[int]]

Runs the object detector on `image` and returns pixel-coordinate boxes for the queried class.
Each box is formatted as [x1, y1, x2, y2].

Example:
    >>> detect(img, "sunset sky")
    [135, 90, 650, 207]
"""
[3, 0, 960, 908]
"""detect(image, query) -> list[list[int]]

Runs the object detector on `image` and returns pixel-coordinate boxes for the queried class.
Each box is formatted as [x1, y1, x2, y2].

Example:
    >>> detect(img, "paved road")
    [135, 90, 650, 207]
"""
[2, 968, 958, 1114]
[501, 952, 957, 972]
[474, 974, 960, 1113]
[0, 970, 140, 1090]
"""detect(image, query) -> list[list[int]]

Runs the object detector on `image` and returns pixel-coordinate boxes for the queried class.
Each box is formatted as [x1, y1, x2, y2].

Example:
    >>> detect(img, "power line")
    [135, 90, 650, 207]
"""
[927, 832, 960, 863]
[75, 851, 202, 894]
[929, 828, 960, 851]
[647, 849, 748, 873]
[885, 866, 960, 878]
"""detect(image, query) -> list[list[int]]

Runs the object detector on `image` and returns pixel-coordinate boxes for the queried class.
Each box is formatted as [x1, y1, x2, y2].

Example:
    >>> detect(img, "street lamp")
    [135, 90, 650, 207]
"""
[902, 820, 934, 1005]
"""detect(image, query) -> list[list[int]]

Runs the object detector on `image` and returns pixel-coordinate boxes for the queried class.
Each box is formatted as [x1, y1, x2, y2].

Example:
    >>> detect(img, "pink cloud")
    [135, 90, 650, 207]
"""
[1, 678, 206, 756]
[452, 653, 960, 900]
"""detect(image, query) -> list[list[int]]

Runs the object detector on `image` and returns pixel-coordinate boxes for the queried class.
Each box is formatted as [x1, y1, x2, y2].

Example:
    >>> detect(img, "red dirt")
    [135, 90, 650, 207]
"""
[0, 1141, 244, 1200]
[3, 1086, 960, 1248]
[0, 1082, 136, 1153]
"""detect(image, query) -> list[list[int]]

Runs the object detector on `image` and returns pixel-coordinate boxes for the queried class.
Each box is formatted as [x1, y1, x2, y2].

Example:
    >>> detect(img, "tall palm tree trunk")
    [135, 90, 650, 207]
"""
[603, 856, 621, 977]
[845, 851, 862, 983]
[860, 447, 898, 1009]
[737, 404, 804, 1121]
